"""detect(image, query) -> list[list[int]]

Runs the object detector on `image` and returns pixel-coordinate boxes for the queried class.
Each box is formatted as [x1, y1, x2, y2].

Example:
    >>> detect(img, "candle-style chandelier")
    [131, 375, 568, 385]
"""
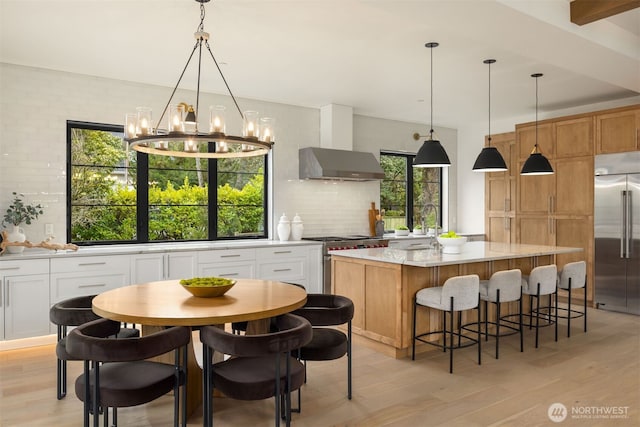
[124, 0, 274, 159]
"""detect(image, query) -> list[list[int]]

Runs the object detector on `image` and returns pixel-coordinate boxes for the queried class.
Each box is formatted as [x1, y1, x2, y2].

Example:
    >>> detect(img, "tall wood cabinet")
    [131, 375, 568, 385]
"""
[484, 132, 516, 243]
[487, 104, 639, 304]
[595, 107, 640, 154]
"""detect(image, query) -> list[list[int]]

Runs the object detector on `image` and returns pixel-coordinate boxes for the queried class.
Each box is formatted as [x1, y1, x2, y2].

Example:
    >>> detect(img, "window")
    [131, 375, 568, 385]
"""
[379, 151, 441, 232]
[67, 121, 268, 244]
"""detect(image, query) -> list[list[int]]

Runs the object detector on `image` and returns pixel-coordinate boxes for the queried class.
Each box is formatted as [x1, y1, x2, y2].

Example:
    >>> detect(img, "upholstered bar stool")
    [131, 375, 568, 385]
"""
[412, 274, 481, 374]
[522, 264, 558, 348]
[557, 261, 587, 337]
[478, 269, 523, 359]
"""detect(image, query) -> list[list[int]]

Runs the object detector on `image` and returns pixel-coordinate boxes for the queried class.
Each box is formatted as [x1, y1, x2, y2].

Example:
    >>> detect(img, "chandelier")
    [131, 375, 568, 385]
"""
[124, 0, 274, 159]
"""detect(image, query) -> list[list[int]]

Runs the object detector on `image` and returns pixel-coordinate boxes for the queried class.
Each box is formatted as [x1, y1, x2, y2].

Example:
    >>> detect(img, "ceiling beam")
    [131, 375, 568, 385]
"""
[570, 0, 640, 25]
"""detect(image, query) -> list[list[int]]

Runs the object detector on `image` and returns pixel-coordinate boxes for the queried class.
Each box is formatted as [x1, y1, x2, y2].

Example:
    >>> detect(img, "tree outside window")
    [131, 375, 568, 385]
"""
[380, 152, 441, 232]
[67, 121, 267, 244]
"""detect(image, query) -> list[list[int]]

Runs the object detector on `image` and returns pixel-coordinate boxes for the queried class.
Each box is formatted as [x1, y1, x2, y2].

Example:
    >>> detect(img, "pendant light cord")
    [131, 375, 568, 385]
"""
[488, 60, 491, 146]
[430, 45, 434, 138]
[535, 75, 538, 151]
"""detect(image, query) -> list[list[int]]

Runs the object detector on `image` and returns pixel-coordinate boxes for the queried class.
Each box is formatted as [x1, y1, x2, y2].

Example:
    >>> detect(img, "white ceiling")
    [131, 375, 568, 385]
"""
[1, 0, 639, 129]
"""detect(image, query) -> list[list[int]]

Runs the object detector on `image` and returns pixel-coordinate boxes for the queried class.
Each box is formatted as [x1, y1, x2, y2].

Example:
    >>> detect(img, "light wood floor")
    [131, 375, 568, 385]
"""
[1, 307, 639, 426]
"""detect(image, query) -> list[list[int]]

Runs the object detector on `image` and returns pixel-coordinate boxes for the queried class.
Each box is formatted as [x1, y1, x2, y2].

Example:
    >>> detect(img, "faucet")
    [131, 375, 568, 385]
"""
[422, 203, 440, 250]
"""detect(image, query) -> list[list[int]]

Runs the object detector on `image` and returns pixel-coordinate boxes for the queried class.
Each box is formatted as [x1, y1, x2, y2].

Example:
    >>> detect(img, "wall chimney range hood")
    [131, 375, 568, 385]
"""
[299, 147, 385, 181]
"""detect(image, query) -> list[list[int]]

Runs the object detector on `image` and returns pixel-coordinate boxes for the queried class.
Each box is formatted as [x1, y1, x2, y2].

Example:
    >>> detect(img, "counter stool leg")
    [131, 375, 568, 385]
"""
[495, 290, 501, 359]
[449, 296, 454, 374]
[519, 289, 524, 352]
[411, 298, 417, 360]
[567, 280, 572, 338]
[584, 282, 588, 333]
[484, 300, 489, 342]
[529, 296, 533, 330]
[477, 294, 481, 366]
[535, 283, 541, 349]
[457, 311, 462, 347]
[554, 289, 558, 342]
[442, 309, 447, 353]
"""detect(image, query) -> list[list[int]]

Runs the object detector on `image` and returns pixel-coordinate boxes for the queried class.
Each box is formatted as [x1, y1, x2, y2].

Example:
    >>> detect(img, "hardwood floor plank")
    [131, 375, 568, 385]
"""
[0, 307, 638, 426]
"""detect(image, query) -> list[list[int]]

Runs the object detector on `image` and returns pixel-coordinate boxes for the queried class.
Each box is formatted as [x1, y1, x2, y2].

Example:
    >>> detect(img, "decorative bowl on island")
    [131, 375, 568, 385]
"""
[395, 227, 410, 236]
[180, 277, 236, 298]
[437, 234, 468, 254]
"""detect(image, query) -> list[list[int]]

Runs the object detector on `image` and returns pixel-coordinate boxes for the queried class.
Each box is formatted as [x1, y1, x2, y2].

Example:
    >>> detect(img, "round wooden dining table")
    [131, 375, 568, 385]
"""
[92, 278, 307, 418]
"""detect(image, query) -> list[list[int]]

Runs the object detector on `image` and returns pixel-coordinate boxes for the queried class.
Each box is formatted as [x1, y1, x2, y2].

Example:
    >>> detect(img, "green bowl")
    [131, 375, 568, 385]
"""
[180, 278, 236, 298]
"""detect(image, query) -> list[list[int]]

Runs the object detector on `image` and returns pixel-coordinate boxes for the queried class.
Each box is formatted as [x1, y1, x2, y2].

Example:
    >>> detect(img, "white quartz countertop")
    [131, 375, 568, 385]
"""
[0, 239, 322, 261]
[330, 241, 582, 267]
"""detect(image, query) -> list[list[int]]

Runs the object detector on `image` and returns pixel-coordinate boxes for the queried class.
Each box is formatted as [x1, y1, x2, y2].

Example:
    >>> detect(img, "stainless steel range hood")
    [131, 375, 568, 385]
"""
[299, 147, 385, 181]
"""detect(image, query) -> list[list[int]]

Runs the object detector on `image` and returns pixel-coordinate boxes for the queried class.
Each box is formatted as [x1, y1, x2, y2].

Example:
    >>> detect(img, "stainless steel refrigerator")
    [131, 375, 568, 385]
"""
[594, 151, 640, 315]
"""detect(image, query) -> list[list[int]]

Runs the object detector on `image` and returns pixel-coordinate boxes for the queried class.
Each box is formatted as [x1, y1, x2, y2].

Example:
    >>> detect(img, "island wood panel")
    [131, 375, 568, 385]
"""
[332, 252, 560, 358]
[364, 263, 402, 347]
[332, 257, 365, 330]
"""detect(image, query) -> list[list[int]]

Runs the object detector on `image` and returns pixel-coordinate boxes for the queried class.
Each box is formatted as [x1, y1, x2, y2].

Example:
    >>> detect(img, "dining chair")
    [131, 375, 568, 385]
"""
[291, 293, 354, 411]
[200, 313, 312, 427]
[412, 274, 481, 374]
[66, 318, 190, 427]
[49, 295, 139, 400]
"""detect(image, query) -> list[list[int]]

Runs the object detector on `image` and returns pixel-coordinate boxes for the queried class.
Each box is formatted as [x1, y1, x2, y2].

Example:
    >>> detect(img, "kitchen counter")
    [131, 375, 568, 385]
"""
[0, 239, 321, 261]
[330, 241, 580, 268]
[330, 242, 582, 358]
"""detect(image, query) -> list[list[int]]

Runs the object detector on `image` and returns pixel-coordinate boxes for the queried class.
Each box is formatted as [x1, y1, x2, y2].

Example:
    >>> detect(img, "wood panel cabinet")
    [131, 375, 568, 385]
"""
[555, 116, 594, 158]
[596, 107, 639, 154]
[484, 132, 516, 243]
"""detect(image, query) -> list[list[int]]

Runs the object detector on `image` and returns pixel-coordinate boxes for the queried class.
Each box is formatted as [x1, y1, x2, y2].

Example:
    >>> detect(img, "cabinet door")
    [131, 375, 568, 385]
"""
[555, 216, 593, 301]
[198, 262, 255, 280]
[517, 165, 555, 215]
[517, 123, 555, 161]
[487, 216, 514, 244]
[3, 274, 50, 340]
[166, 252, 196, 280]
[517, 216, 553, 245]
[555, 116, 594, 158]
[555, 156, 593, 216]
[130, 254, 165, 284]
[596, 109, 639, 154]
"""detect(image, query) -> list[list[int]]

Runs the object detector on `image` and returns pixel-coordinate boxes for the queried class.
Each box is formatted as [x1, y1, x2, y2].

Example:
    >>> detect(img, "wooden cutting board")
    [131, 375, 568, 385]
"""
[368, 202, 379, 237]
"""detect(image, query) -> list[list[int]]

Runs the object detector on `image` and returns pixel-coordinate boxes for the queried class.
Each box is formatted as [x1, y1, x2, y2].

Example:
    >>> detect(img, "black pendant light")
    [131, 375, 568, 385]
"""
[413, 42, 451, 168]
[473, 59, 507, 172]
[521, 73, 553, 175]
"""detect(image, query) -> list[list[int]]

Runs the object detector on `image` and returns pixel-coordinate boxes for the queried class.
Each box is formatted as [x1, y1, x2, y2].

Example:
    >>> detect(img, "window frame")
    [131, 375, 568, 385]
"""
[67, 120, 269, 245]
[379, 150, 442, 231]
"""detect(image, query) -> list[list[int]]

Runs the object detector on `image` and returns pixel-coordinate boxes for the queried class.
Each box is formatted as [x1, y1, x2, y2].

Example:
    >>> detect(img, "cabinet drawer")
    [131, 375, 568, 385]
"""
[257, 258, 305, 280]
[198, 262, 255, 279]
[197, 248, 256, 264]
[51, 255, 130, 274]
[0, 258, 49, 275]
[50, 271, 129, 303]
[256, 246, 306, 260]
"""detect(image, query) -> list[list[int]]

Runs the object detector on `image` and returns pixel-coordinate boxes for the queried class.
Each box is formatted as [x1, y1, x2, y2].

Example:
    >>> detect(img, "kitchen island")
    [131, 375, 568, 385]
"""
[330, 241, 582, 358]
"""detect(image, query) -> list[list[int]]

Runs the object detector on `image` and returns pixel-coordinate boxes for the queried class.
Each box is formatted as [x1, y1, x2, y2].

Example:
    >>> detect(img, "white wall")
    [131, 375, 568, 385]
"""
[0, 63, 457, 242]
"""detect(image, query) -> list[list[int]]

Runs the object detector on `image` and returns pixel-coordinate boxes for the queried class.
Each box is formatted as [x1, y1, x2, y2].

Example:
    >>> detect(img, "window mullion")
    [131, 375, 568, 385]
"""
[137, 152, 149, 242]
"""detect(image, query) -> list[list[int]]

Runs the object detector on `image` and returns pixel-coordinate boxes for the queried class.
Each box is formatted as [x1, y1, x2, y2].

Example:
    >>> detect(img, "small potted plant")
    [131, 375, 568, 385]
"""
[2, 192, 44, 253]
[412, 224, 424, 235]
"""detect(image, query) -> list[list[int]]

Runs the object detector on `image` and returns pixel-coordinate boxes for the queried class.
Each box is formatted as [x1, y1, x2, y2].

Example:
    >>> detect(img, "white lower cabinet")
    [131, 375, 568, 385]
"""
[50, 255, 130, 304]
[255, 246, 322, 294]
[130, 252, 197, 284]
[197, 248, 256, 279]
[0, 259, 50, 340]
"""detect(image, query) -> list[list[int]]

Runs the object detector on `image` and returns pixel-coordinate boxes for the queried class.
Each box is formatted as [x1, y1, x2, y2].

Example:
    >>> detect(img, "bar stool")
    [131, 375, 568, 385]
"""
[478, 269, 523, 359]
[412, 274, 481, 374]
[557, 261, 587, 337]
[522, 264, 558, 349]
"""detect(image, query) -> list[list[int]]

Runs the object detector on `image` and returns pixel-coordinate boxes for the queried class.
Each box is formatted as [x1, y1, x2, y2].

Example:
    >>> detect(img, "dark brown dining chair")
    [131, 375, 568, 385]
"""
[49, 295, 139, 400]
[66, 318, 190, 427]
[291, 293, 354, 410]
[200, 313, 312, 427]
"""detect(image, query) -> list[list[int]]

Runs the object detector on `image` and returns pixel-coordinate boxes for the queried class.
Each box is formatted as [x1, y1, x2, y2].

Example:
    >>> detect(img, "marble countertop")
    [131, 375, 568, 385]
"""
[330, 241, 582, 267]
[0, 239, 322, 261]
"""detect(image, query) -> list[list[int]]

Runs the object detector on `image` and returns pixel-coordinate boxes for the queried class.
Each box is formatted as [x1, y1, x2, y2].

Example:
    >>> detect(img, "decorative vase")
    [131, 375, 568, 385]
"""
[6, 225, 26, 254]
[291, 213, 304, 241]
[277, 213, 291, 242]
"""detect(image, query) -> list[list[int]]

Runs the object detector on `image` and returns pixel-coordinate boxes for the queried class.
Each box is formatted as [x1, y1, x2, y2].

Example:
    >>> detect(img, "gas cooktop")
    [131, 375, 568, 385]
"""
[303, 235, 378, 242]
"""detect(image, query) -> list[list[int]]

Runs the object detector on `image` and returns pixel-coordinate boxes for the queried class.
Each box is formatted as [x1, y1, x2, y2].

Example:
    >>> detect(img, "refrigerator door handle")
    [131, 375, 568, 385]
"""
[621, 190, 627, 258]
[627, 190, 632, 259]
